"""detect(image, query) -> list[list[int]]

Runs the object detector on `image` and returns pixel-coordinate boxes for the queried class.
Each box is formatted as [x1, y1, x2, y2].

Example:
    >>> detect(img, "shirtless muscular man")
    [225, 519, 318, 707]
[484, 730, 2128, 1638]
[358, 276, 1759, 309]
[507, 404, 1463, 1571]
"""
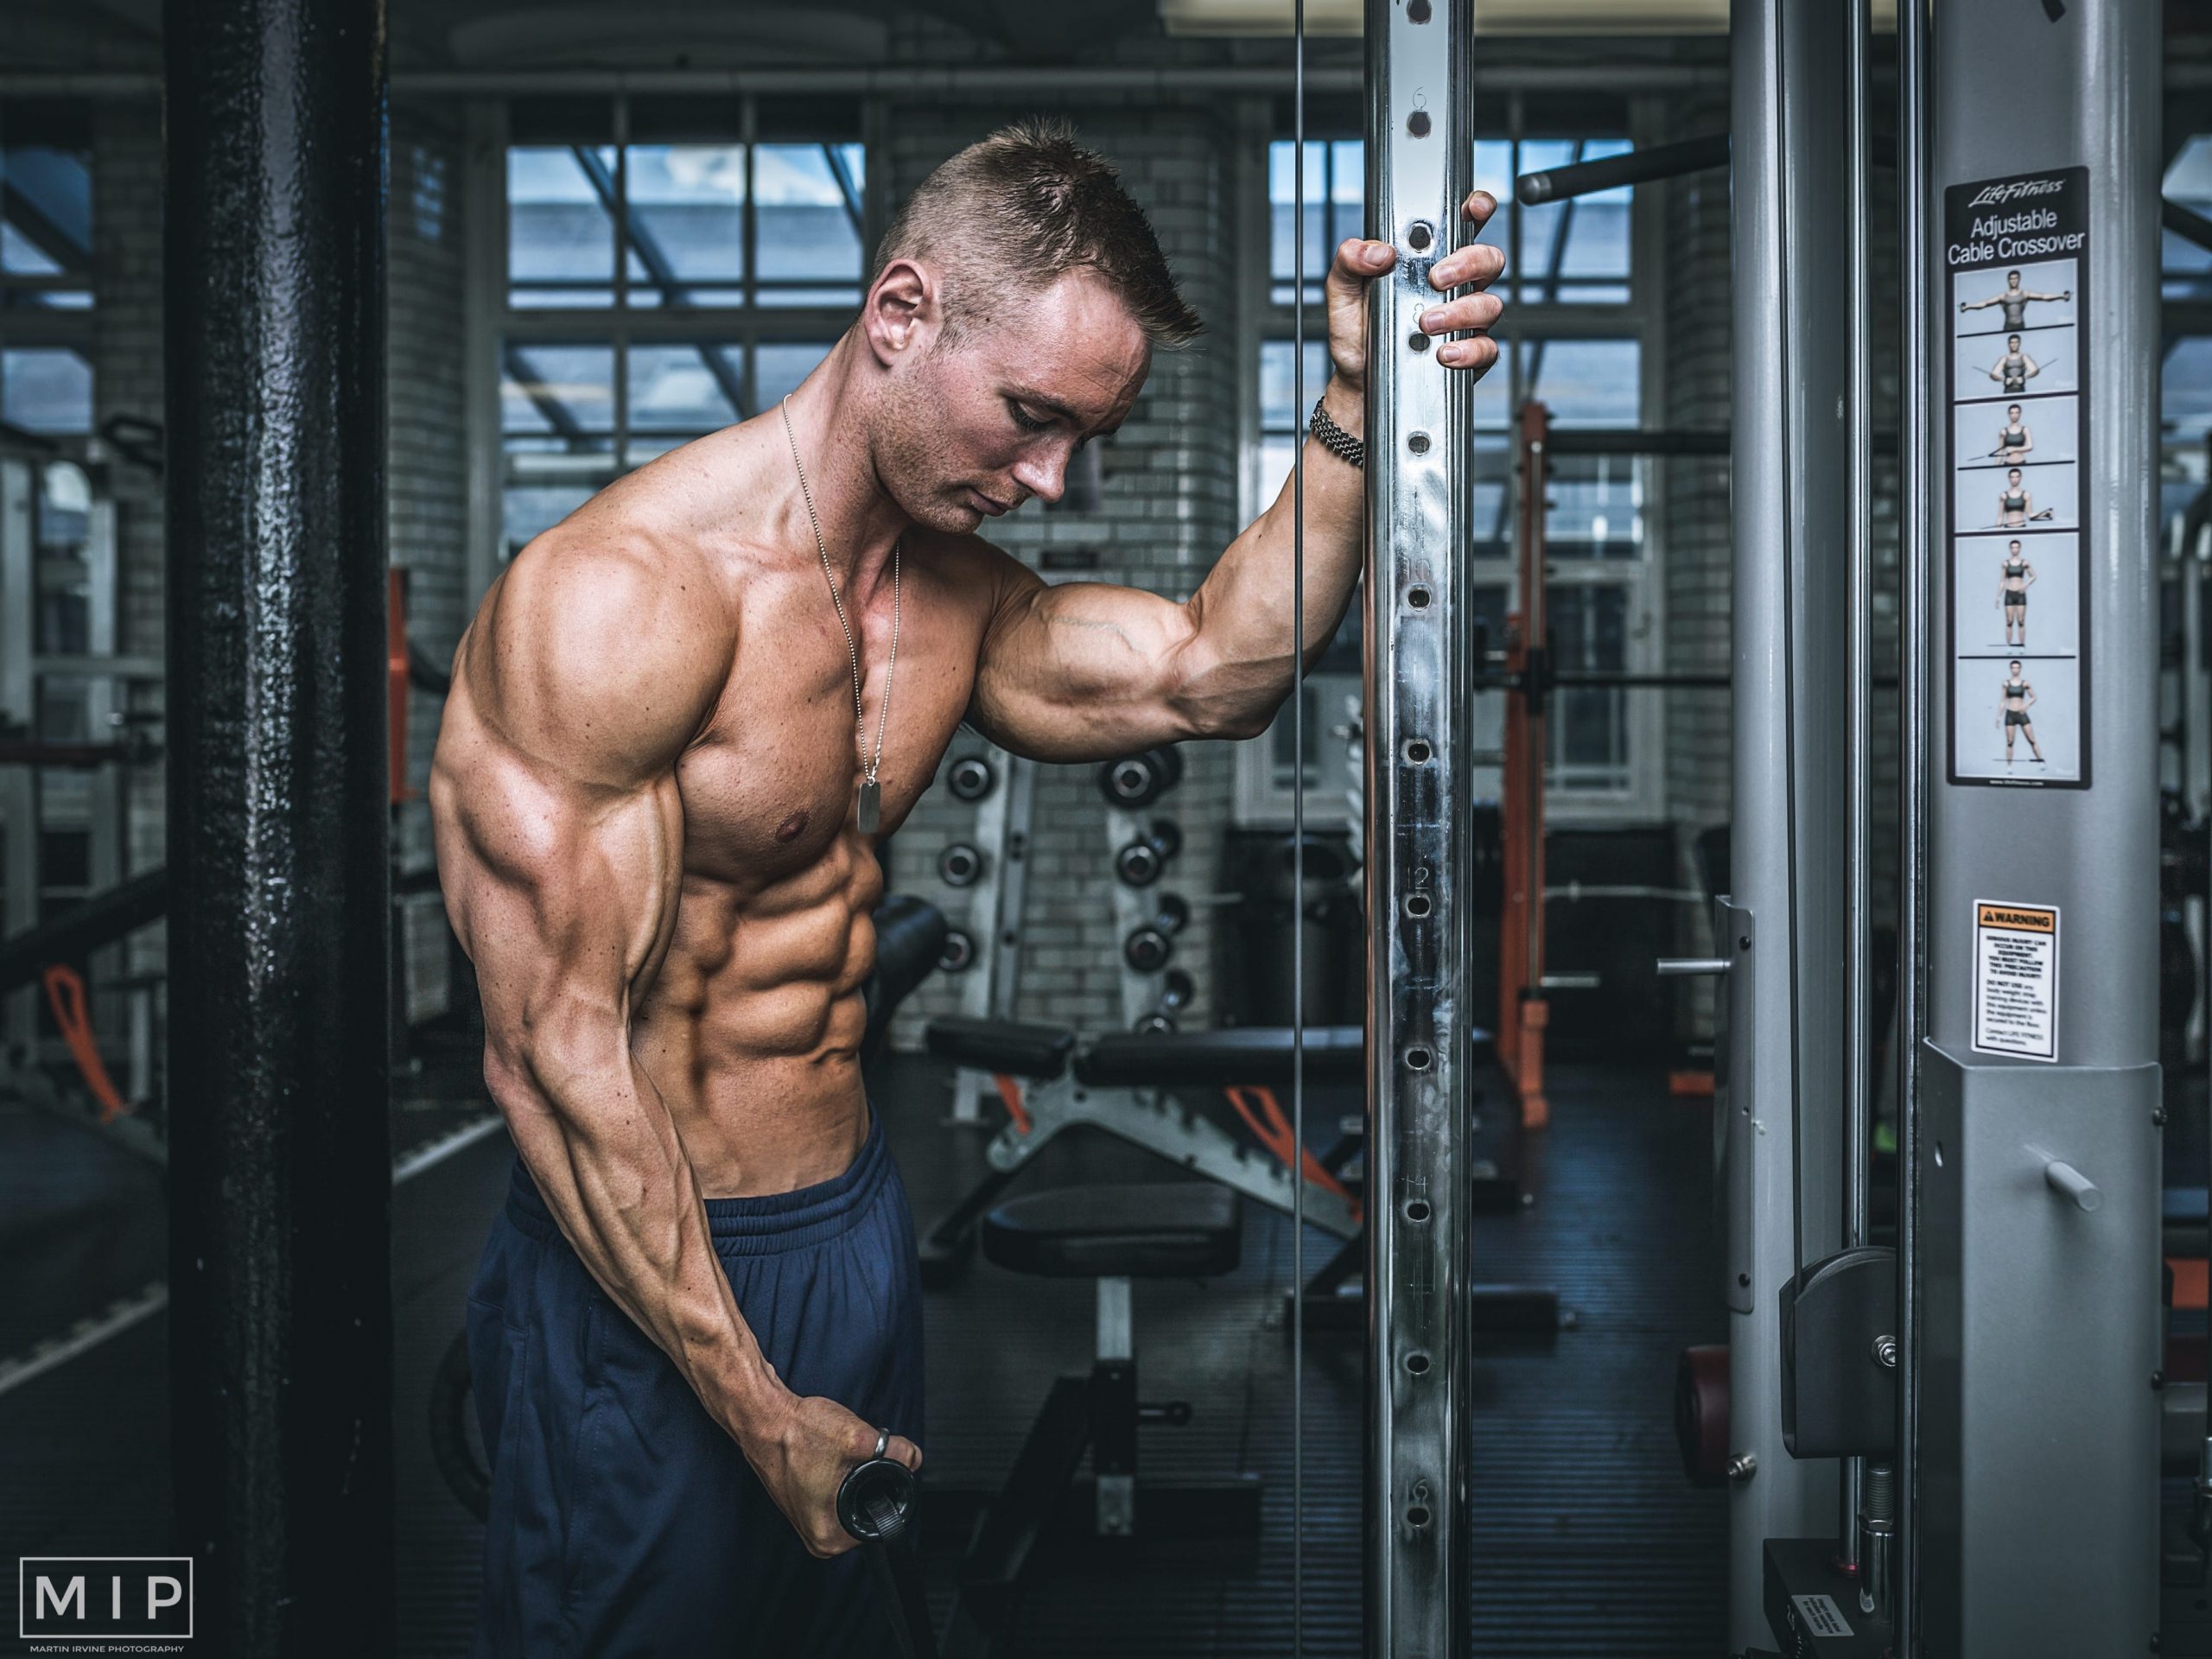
[432, 120, 1501, 1655]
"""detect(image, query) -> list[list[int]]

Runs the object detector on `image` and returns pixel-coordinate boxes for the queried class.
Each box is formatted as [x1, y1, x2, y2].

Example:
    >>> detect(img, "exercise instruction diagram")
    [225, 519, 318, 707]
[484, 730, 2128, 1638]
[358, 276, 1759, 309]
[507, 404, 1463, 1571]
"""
[1945, 165, 2089, 788]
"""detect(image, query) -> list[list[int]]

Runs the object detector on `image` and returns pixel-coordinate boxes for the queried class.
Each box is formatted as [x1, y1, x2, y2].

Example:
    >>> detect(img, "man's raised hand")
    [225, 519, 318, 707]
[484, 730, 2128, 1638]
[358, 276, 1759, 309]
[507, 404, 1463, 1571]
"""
[1322, 188, 1505, 395]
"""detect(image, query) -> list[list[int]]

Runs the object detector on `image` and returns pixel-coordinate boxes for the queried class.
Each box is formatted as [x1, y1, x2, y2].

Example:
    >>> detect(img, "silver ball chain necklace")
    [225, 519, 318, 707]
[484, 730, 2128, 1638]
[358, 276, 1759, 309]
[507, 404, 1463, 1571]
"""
[781, 396, 900, 835]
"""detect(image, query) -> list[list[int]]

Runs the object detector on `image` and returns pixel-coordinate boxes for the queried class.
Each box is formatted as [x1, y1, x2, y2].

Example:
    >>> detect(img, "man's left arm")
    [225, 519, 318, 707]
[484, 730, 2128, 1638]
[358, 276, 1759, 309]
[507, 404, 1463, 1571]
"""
[969, 191, 1503, 764]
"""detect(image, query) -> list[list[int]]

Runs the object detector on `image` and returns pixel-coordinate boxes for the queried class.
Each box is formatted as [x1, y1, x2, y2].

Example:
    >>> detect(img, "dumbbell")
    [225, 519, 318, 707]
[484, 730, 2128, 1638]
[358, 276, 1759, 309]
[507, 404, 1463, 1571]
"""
[938, 842, 984, 887]
[1096, 745, 1185, 808]
[945, 754, 996, 803]
[1132, 969, 1197, 1033]
[837, 1452, 936, 1658]
[1122, 893, 1191, 974]
[938, 929, 976, 973]
[1113, 819, 1182, 887]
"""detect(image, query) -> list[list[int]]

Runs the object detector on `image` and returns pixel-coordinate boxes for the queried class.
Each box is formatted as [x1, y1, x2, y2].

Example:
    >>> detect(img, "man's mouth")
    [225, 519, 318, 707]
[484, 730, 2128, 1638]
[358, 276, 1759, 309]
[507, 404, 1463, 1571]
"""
[968, 489, 1013, 518]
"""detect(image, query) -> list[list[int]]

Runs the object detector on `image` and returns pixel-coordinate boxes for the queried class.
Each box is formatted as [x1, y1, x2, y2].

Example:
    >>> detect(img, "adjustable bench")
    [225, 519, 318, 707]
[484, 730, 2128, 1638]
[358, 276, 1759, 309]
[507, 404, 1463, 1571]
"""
[919, 1017, 1516, 1271]
[918, 1017, 1372, 1286]
[919, 1015, 1560, 1338]
[937, 1179, 1260, 1657]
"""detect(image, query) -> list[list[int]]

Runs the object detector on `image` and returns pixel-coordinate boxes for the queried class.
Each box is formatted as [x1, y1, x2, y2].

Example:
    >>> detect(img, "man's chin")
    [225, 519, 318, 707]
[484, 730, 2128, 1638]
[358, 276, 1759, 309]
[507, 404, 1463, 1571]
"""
[908, 497, 988, 536]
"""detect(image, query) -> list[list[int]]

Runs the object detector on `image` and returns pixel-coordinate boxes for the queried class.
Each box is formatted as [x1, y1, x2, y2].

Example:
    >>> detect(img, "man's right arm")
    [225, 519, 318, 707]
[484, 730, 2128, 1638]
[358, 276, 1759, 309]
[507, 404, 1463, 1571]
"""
[429, 538, 910, 1556]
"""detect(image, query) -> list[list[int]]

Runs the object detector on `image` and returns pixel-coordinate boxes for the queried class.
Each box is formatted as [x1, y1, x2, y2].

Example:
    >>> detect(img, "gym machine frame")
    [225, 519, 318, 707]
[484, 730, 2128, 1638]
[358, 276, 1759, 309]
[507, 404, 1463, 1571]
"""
[1362, 0, 1478, 1650]
[1894, 3, 2163, 1653]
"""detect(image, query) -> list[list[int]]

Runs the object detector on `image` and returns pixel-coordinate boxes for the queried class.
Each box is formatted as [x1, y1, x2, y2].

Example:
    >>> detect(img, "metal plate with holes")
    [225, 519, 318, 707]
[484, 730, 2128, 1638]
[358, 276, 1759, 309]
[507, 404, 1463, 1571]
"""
[1362, 0, 1476, 1652]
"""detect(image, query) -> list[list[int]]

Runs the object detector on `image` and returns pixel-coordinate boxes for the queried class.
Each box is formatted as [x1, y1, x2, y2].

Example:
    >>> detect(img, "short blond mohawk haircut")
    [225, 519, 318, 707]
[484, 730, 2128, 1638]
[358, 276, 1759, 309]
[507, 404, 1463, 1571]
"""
[873, 118, 1204, 348]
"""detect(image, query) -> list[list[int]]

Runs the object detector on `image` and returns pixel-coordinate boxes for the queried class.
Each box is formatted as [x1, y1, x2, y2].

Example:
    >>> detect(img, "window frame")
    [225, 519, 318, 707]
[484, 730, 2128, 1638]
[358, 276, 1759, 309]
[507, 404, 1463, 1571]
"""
[468, 94, 873, 594]
[1237, 93, 1669, 830]
[1, 99, 98, 444]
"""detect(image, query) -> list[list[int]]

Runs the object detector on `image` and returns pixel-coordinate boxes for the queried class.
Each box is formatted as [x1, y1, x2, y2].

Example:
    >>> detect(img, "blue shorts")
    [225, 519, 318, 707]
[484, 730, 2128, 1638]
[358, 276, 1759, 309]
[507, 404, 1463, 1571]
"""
[466, 1113, 924, 1658]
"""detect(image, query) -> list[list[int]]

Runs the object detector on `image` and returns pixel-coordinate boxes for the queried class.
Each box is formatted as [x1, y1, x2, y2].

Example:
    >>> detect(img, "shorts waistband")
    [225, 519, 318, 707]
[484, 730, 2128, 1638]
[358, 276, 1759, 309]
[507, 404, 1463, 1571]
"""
[504, 1110, 892, 1257]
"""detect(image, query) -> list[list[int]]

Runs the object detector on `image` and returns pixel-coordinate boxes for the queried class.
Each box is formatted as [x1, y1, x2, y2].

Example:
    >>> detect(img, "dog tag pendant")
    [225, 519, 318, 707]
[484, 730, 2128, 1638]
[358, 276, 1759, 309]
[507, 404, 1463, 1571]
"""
[858, 779, 881, 835]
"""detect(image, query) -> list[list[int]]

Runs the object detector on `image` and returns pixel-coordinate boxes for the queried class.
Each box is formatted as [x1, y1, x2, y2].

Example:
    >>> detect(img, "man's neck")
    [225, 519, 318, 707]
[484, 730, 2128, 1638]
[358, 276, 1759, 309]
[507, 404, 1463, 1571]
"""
[774, 338, 911, 599]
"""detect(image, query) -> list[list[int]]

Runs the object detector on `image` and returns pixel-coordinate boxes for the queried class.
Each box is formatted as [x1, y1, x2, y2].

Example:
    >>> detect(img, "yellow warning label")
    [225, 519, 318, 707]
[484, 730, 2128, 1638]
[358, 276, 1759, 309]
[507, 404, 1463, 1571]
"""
[1973, 898, 2060, 1061]
[1977, 903, 2056, 934]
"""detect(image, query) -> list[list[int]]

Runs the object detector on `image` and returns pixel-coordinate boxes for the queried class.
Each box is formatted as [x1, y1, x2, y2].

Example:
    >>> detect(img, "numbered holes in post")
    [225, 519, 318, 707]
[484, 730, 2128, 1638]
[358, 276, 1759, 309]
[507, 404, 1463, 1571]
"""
[1407, 220, 1434, 252]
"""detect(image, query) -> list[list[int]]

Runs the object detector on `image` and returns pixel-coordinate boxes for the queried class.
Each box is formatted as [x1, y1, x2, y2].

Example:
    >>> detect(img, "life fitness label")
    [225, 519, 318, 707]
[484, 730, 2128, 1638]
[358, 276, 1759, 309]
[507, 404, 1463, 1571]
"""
[1972, 901, 2060, 1061]
[1943, 167, 2091, 789]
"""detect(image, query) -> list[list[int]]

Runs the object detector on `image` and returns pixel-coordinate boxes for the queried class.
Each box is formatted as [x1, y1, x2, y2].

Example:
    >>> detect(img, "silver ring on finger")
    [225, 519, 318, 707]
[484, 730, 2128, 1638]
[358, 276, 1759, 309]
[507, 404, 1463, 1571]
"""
[873, 1428, 890, 1460]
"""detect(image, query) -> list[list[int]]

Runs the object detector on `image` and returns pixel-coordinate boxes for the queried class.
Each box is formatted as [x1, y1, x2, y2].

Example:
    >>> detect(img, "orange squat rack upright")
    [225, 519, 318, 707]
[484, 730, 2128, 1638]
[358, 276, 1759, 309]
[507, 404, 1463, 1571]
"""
[1497, 399, 1550, 1131]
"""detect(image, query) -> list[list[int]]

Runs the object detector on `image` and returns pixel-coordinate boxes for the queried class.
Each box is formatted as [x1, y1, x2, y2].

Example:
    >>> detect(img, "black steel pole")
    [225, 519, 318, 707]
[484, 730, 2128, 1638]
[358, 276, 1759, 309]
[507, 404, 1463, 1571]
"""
[163, 0, 393, 1651]
[1515, 131, 1730, 205]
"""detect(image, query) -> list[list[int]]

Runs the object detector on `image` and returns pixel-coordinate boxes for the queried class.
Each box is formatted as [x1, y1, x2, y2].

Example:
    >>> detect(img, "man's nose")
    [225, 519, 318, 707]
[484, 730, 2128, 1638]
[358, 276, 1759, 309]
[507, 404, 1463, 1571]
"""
[1011, 448, 1066, 505]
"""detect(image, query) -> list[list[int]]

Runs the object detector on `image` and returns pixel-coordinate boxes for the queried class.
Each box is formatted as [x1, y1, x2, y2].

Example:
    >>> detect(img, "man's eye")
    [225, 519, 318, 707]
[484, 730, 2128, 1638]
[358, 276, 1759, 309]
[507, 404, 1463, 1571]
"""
[1007, 402, 1052, 434]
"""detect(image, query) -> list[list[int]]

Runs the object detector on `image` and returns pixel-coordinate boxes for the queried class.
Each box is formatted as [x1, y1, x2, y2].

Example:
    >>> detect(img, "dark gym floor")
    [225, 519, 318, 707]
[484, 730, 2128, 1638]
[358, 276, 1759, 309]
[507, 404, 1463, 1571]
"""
[0, 1046, 1728, 1656]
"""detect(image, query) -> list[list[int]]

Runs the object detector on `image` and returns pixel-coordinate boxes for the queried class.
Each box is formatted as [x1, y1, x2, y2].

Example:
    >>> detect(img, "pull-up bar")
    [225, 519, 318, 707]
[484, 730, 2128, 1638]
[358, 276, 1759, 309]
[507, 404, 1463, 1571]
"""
[1515, 132, 1729, 205]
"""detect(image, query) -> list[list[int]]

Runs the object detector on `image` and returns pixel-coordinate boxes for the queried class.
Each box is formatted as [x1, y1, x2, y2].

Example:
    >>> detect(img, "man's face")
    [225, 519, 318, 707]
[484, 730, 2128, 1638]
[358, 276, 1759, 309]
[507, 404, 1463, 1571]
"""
[874, 269, 1150, 535]
[2008, 335, 2022, 350]
[2006, 270, 2022, 289]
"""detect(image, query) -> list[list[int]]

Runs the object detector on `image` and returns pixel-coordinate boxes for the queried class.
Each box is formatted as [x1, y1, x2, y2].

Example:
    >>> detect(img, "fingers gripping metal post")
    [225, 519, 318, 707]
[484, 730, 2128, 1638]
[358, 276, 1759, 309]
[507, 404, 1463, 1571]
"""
[1364, 0, 1477, 1654]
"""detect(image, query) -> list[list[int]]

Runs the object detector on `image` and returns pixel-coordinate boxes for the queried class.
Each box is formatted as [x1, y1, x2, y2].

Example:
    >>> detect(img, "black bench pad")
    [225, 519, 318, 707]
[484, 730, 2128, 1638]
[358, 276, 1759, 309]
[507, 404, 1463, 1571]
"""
[1073, 1025, 1366, 1088]
[925, 1016, 1077, 1080]
[982, 1184, 1243, 1280]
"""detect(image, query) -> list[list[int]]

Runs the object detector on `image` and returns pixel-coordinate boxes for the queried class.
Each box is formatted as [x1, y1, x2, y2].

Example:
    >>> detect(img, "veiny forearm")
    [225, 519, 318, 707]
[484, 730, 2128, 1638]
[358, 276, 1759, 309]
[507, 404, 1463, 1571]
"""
[1177, 375, 1369, 734]
[487, 1026, 787, 1453]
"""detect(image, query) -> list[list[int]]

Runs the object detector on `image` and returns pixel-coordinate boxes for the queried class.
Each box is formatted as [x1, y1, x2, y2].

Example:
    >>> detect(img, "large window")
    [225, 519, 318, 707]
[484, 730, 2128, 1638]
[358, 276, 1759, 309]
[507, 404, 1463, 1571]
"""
[498, 99, 862, 560]
[1249, 120, 1654, 821]
[1473, 137, 1634, 304]
[2165, 136, 2212, 305]
[1, 101, 95, 442]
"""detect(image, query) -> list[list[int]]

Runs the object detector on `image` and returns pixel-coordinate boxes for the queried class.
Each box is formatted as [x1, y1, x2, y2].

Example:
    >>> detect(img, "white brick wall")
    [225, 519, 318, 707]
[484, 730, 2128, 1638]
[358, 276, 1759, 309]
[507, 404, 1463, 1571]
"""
[881, 105, 1245, 1039]
[388, 107, 474, 1016]
[90, 96, 168, 999]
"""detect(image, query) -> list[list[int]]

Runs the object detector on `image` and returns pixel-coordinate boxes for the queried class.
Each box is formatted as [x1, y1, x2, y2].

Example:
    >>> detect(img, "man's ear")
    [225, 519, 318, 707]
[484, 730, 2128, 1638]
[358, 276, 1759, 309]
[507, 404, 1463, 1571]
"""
[862, 257, 938, 365]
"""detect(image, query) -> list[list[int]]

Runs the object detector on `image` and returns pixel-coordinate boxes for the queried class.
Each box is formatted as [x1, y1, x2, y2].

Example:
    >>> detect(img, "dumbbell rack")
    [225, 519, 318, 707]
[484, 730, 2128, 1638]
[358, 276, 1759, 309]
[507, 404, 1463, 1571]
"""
[1098, 747, 1190, 1031]
[938, 748, 1036, 1124]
